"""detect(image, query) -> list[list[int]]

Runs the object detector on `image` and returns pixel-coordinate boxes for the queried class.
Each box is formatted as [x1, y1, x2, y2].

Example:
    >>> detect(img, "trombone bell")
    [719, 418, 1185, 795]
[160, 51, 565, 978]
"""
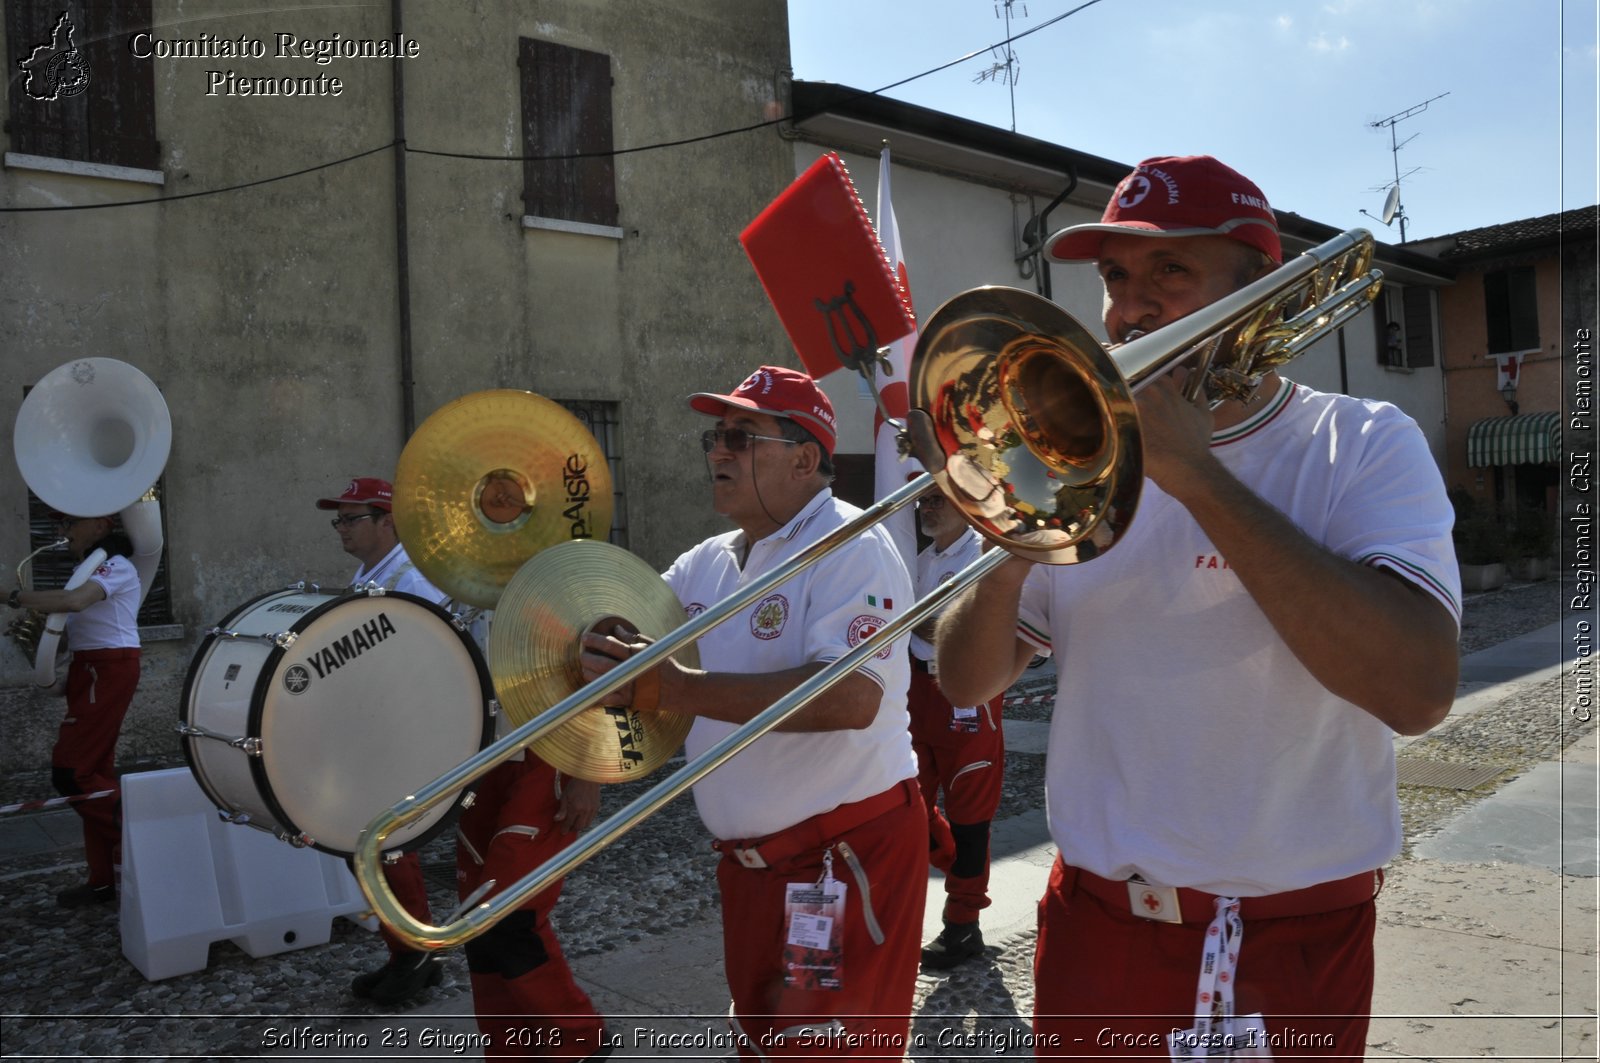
[907, 230, 1382, 566]
[908, 287, 1142, 565]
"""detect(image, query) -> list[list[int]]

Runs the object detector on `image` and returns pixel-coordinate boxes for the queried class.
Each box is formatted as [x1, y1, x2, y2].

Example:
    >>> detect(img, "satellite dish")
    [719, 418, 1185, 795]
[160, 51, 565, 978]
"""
[1380, 185, 1401, 226]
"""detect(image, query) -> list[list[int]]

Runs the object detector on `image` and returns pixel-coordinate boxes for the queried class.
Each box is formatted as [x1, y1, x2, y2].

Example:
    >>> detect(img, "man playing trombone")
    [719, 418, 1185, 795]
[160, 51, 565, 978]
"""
[582, 366, 925, 1058]
[935, 156, 1462, 1058]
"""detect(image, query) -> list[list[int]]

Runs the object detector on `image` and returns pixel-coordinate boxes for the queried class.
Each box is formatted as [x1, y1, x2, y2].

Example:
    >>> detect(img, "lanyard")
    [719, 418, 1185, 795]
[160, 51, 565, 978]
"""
[1190, 896, 1243, 1053]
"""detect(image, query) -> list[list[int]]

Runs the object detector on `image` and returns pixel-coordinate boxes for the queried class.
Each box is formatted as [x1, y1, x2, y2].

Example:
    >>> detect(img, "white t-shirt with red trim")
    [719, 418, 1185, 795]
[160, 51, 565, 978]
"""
[1017, 380, 1461, 896]
[66, 553, 141, 651]
[665, 489, 917, 840]
[910, 527, 984, 663]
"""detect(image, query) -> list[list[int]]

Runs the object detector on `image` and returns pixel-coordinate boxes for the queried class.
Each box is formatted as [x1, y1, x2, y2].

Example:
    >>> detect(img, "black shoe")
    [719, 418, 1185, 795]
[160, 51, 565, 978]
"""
[368, 952, 443, 1006]
[56, 883, 115, 909]
[350, 960, 391, 999]
[921, 921, 984, 970]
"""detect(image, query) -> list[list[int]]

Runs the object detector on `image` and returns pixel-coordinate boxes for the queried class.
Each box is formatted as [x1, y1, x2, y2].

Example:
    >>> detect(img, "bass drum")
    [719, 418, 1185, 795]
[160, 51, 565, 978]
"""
[180, 586, 494, 857]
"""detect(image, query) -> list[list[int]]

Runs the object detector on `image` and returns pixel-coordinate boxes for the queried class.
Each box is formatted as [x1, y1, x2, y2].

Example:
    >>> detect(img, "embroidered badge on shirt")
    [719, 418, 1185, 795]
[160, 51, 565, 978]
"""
[847, 614, 892, 660]
[866, 594, 893, 609]
[751, 594, 789, 640]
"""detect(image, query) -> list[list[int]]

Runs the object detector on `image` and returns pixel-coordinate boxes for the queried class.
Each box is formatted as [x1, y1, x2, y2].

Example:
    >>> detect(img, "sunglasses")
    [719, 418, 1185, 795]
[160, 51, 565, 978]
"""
[329, 513, 381, 529]
[699, 427, 797, 454]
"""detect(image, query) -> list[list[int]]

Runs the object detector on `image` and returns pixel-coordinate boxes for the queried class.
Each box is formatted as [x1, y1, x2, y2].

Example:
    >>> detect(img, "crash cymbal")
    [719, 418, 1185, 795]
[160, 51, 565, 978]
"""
[394, 390, 612, 607]
[489, 539, 696, 782]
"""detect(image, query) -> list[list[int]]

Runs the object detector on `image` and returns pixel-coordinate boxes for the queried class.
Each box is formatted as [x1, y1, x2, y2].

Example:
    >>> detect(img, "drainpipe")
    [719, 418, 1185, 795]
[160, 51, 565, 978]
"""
[392, 0, 416, 438]
[1031, 167, 1078, 301]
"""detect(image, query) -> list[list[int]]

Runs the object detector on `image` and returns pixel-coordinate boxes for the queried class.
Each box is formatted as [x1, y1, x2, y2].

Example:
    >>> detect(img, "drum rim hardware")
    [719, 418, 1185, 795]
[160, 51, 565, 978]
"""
[181, 585, 495, 859]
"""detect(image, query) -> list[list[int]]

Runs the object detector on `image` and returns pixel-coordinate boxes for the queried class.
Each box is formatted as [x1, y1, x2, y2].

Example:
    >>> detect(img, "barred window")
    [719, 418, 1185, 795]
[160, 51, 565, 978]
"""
[24, 485, 174, 626]
[557, 399, 627, 548]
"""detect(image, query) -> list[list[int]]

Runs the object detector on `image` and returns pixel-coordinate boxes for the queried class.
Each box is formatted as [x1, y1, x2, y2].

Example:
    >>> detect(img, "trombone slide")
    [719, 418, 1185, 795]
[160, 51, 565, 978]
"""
[353, 472, 942, 946]
[359, 527, 1005, 950]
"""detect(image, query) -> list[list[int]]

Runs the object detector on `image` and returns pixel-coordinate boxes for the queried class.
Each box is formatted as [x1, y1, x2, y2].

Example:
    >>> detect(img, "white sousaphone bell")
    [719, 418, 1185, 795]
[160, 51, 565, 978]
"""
[12, 358, 171, 686]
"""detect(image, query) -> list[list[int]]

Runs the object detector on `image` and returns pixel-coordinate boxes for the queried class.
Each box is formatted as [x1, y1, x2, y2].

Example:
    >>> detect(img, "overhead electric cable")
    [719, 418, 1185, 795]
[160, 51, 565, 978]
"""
[1, 0, 1106, 213]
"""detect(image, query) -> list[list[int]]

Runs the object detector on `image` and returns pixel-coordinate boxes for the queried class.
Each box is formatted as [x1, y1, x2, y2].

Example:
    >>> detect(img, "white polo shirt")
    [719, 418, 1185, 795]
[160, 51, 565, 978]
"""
[665, 489, 917, 840]
[351, 542, 447, 606]
[65, 554, 141, 651]
[910, 526, 984, 663]
[1018, 381, 1461, 896]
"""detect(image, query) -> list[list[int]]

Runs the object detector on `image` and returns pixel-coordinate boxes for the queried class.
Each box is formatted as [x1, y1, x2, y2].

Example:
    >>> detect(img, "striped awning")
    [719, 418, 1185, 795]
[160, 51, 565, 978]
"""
[1466, 411, 1561, 467]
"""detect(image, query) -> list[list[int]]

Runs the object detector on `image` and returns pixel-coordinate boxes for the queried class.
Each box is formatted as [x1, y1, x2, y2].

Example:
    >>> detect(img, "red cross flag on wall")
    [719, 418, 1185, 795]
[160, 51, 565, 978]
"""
[1495, 352, 1523, 392]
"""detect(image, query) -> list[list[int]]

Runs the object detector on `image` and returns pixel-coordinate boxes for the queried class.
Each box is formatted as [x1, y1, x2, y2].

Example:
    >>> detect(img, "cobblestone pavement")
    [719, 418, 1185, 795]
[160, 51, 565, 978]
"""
[0, 580, 1570, 1061]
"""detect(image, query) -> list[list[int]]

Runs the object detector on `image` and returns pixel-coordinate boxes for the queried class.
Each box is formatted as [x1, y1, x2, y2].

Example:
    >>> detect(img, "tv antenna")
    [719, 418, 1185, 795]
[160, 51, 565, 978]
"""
[1361, 91, 1448, 243]
[974, 1, 1028, 132]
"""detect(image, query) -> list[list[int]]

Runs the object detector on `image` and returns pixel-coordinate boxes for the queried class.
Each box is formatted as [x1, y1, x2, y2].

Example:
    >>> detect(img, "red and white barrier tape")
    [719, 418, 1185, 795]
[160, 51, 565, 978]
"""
[0, 788, 116, 816]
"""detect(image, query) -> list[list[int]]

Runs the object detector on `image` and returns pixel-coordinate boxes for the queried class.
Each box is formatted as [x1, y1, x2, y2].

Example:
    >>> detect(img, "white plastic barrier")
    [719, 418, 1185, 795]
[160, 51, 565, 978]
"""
[119, 768, 374, 981]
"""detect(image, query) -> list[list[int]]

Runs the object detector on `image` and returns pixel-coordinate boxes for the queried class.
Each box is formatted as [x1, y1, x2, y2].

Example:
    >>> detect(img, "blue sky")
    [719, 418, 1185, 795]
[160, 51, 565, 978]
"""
[789, 0, 1598, 242]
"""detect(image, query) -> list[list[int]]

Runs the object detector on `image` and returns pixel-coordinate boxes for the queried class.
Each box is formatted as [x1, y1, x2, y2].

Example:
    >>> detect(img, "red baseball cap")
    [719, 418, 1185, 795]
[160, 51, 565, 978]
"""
[688, 366, 837, 457]
[315, 476, 394, 511]
[1045, 155, 1282, 265]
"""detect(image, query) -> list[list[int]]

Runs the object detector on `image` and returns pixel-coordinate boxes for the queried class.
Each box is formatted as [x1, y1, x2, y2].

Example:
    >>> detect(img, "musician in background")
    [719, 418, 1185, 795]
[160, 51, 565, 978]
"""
[581, 367, 925, 1058]
[320, 476, 608, 1056]
[935, 156, 1462, 1057]
[316, 477, 445, 1007]
[907, 493, 1004, 970]
[452, 744, 607, 1060]
[9, 513, 140, 909]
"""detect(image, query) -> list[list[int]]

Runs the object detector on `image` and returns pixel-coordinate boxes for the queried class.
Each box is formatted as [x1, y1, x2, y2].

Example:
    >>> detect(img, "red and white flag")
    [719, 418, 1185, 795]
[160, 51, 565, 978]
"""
[1494, 352, 1523, 393]
[873, 144, 923, 571]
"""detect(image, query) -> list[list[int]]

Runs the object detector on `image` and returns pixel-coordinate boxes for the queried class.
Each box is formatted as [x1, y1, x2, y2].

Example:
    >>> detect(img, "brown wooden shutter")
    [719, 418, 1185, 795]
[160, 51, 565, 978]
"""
[519, 37, 617, 226]
[87, 0, 159, 169]
[1401, 285, 1436, 368]
[1484, 266, 1539, 354]
[5, 0, 157, 170]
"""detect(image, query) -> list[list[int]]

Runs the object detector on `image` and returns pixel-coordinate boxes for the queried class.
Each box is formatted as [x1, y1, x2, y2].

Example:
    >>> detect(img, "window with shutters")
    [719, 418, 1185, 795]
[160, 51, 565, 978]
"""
[519, 37, 618, 235]
[1483, 266, 1540, 355]
[1372, 285, 1438, 370]
[5, 0, 160, 175]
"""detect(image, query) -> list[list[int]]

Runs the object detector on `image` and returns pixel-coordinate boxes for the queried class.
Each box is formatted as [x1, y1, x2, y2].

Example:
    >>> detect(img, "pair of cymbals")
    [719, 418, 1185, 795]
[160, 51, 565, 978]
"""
[393, 390, 613, 607]
[491, 540, 695, 782]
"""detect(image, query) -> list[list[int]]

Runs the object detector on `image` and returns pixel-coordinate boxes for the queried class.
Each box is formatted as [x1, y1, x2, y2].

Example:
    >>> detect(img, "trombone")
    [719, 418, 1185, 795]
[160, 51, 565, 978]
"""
[353, 228, 1384, 950]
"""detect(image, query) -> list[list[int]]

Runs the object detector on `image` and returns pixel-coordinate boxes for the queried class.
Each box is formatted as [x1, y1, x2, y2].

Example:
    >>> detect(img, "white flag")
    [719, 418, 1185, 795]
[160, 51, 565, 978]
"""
[873, 144, 923, 571]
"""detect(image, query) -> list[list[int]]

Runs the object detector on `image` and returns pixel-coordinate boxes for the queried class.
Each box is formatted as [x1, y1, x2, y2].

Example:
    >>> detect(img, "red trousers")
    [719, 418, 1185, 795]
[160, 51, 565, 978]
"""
[908, 667, 1003, 924]
[52, 649, 140, 888]
[456, 758, 605, 1061]
[1033, 858, 1376, 1060]
[376, 852, 433, 960]
[715, 781, 926, 1059]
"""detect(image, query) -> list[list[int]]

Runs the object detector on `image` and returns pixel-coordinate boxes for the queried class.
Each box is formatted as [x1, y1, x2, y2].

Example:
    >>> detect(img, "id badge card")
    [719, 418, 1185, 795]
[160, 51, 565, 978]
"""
[951, 704, 980, 733]
[781, 876, 847, 991]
